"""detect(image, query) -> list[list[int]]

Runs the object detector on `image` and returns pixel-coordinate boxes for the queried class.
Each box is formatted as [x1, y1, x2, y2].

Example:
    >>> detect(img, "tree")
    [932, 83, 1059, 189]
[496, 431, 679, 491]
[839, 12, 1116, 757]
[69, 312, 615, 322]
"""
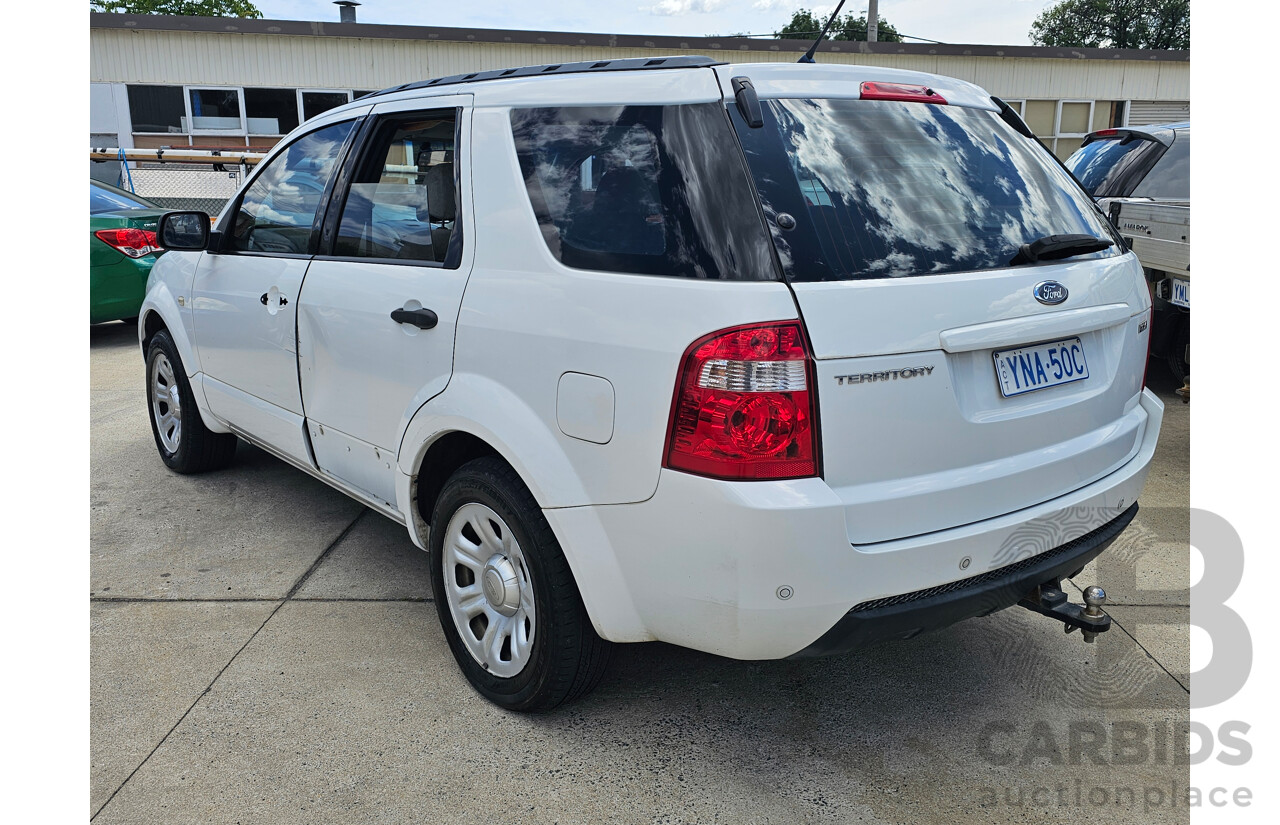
[776, 8, 904, 43]
[90, 0, 263, 17]
[1029, 0, 1189, 50]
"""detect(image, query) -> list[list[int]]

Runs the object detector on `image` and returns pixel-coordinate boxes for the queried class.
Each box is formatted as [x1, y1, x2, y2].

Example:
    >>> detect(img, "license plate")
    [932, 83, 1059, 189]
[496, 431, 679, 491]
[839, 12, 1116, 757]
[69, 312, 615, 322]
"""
[1170, 277, 1190, 308]
[993, 337, 1089, 398]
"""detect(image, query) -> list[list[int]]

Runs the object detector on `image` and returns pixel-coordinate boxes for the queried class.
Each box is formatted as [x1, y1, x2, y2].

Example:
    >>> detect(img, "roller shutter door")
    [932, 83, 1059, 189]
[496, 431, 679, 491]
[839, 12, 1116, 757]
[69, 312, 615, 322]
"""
[1127, 101, 1190, 126]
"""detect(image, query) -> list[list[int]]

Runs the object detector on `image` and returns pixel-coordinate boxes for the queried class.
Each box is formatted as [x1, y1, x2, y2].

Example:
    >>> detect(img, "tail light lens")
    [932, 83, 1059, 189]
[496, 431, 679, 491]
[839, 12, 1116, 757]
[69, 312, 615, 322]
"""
[664, 321, 819, 481]
[94, 228, 160, 258]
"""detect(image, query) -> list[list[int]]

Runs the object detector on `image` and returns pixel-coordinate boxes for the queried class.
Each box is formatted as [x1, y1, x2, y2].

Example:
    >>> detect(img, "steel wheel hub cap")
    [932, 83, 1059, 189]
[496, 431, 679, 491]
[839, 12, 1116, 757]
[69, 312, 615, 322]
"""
[442, 503, 536, 678]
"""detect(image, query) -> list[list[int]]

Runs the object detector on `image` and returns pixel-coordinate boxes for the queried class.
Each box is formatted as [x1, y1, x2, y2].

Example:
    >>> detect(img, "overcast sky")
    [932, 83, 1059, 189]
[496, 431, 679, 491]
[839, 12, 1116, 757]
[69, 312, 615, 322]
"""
[252, 1, 1054, 47]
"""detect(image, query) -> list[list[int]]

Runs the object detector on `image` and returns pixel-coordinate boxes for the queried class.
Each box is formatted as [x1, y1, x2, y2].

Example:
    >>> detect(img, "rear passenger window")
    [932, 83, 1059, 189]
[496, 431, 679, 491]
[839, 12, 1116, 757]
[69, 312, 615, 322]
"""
[562, 133, 665, 257]
[332, 110, 460, 266]
[228, 121, 354, 255]
[510, 104, 777, 280]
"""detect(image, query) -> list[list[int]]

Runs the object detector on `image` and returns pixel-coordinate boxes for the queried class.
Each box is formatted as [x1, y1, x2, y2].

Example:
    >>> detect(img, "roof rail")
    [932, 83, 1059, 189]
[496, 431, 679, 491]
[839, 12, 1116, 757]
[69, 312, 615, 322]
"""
[366, 55, 725, 99]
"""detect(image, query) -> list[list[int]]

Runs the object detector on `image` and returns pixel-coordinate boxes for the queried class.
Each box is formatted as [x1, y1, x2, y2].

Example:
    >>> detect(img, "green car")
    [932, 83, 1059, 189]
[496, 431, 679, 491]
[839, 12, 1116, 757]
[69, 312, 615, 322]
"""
[90, 180, 167, 324]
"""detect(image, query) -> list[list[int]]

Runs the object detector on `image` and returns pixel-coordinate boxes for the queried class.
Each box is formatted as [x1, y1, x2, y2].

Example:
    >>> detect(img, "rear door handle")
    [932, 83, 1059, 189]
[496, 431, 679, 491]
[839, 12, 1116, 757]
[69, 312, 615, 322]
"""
[260, 292, 288, 306]
[391, 307, 438, 330]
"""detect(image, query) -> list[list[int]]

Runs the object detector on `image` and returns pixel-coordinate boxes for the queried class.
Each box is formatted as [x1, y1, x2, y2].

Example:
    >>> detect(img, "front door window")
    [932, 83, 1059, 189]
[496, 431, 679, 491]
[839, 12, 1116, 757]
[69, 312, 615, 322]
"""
[228, 121, 355, 254]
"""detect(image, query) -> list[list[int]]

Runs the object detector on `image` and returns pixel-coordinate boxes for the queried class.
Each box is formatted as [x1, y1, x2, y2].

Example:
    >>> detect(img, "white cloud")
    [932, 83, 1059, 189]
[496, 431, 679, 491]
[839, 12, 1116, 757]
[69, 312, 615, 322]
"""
[750, 1, 842, 19]
[644, 0, 732, 16]
[750, 0, 801, 11]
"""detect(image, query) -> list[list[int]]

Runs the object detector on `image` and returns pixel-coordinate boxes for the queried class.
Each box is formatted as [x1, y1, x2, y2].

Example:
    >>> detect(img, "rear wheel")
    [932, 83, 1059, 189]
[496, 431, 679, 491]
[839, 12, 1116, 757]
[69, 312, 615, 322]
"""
[429, 457, 611, 711]
[1157, 308, 1189, 384]
[146, 330, 238, 473]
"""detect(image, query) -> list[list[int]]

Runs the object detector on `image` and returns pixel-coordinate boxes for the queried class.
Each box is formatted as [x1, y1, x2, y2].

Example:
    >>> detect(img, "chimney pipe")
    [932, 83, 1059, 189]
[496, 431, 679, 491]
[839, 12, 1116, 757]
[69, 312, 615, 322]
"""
[335, 1, 360, 24]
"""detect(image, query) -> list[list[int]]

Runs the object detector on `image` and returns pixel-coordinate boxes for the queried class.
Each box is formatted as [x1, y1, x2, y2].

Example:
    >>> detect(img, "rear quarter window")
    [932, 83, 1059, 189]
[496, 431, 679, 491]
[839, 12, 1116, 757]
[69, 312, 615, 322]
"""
[510, 103, 777, 280]
[1131, 131, 1189, 199]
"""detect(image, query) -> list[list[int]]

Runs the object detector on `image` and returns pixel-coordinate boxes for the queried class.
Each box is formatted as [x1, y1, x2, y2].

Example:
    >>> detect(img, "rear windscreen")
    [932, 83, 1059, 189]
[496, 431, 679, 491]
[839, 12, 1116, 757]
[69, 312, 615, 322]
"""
[732, 98, 1120, 282]
[1067, 135, 1166, 198]
[90, 184, 155, 214]
[510, 104, 777, 280]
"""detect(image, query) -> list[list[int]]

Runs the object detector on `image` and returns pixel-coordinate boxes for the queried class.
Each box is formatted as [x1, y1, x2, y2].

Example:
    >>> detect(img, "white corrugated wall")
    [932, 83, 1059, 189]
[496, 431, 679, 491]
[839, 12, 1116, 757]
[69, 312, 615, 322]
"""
[90, 28, 1189, 102]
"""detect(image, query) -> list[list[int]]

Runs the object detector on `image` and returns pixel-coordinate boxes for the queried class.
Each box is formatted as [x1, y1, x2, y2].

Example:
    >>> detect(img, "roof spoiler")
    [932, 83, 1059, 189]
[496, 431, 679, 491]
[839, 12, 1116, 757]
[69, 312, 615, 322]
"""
[1082, 127, 1173, 148]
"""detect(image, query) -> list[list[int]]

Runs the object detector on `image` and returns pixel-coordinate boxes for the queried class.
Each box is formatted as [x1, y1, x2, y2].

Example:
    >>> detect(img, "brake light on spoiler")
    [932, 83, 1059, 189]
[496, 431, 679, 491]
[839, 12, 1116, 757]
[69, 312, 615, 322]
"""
[859, 81, 947, 105]
[664, 322, 819, 481]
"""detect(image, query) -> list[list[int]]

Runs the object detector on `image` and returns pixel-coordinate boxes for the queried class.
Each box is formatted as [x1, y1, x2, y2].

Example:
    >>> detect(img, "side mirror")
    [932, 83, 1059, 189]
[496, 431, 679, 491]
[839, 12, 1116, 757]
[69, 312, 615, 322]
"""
[158, 211, 212, 251]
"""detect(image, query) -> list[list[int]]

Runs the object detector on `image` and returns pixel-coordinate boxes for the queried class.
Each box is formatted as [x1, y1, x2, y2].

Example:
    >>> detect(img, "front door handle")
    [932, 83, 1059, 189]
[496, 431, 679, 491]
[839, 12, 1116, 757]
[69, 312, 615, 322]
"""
[260, 292, 288, 306]
[391, 307, 438, 330]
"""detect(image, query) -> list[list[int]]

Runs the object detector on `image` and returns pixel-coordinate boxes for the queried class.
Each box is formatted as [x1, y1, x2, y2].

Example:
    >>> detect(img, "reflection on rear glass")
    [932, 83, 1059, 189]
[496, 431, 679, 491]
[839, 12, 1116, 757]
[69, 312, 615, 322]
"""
[734, 99, 1117, 281]
[1067, 136, 1163, 198]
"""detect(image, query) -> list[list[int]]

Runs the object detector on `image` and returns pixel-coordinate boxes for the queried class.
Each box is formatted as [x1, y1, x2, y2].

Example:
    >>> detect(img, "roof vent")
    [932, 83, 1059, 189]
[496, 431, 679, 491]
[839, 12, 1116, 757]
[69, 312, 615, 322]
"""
[334, 1, 360, 24]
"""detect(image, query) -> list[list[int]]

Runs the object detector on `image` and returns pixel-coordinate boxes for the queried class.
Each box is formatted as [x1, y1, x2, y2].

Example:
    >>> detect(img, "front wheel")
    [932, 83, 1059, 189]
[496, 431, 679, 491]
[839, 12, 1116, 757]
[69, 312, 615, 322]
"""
[429, 457, 612, 711]
[146, 330, 238, 473]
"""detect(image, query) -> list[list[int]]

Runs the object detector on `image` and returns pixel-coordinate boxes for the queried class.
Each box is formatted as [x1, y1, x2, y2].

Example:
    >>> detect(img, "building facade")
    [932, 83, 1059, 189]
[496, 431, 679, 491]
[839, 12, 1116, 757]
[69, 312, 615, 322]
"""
[90, 13, 1190, 160]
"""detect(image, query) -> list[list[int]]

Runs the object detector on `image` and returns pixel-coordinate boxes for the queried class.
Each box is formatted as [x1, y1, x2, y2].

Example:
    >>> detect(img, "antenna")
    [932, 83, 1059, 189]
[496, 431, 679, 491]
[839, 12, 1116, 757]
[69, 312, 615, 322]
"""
[798, 0, 847, 64]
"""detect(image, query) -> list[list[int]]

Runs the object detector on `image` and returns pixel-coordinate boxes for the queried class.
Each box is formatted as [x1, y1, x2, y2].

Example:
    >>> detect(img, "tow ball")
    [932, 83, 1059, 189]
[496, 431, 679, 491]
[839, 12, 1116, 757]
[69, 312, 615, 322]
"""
[1018, 581, 1111, 643]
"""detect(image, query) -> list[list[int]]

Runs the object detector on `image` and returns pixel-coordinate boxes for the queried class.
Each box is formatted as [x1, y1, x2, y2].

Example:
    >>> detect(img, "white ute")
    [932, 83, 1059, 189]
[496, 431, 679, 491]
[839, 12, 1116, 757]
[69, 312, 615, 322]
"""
[140, 57, 1163, 710]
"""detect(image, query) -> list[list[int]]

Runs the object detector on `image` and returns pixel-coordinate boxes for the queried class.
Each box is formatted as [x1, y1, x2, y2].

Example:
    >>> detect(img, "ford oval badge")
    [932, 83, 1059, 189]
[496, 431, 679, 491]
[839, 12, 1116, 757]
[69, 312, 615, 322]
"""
[1034, 281, 1068, 305]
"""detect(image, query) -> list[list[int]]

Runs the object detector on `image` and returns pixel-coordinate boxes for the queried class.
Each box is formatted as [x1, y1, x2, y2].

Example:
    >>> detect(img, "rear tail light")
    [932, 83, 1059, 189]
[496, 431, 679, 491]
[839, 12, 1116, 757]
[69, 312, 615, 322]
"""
[664, 321, 819, 481]
[94, 228, 160, 258]
[859, 81, 947, 105]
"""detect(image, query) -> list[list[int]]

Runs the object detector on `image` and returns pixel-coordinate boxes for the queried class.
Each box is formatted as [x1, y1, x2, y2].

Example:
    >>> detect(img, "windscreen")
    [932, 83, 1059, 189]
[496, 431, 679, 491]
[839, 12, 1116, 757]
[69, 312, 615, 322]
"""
[732, 98, 1120, 282]
[1067, 134, 1165, 198]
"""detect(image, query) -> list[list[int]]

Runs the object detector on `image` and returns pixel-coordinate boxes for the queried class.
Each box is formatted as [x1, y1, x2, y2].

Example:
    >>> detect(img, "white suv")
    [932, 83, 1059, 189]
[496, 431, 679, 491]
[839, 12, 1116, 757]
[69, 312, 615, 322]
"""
[141, 58, 1163, 710]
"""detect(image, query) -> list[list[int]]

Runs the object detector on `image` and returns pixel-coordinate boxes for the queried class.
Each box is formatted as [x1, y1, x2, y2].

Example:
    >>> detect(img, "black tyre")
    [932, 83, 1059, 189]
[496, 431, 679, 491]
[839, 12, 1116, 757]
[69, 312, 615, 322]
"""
[429, 457, 612, 711]
[146, 330, 238, 473]
[1156, 309, 1189, 384]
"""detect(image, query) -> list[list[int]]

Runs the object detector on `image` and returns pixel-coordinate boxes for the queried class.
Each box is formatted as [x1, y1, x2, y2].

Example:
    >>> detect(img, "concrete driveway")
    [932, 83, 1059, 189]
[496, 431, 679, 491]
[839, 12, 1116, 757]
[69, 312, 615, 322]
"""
[91, 320, 1190, 824]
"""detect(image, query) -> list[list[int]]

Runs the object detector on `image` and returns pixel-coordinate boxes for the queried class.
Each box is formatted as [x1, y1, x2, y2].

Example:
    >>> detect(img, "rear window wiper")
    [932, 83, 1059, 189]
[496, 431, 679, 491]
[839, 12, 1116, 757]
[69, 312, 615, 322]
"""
[1010, 234, 1113, 266]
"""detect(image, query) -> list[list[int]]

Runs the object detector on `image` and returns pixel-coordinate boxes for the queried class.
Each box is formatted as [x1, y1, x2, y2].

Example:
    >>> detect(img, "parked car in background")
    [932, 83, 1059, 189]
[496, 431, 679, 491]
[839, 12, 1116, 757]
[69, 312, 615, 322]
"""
[90, 180, 165, 324]
[1066, 123, 1190, 382]
[140, 58, 1163, 711]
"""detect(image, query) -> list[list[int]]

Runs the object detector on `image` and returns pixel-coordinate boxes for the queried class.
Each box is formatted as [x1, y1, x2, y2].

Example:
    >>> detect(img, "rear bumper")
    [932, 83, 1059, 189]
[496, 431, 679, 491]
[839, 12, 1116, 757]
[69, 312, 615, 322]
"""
[544, 388, 1163, 659]
[90, 255, 153, 324]
[790, 502, 1137, 657]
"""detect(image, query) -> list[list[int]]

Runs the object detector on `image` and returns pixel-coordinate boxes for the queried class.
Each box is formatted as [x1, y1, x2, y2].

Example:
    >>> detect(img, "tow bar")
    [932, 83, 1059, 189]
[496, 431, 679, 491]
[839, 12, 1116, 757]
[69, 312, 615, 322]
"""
[1019, 582, 1111, 643]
